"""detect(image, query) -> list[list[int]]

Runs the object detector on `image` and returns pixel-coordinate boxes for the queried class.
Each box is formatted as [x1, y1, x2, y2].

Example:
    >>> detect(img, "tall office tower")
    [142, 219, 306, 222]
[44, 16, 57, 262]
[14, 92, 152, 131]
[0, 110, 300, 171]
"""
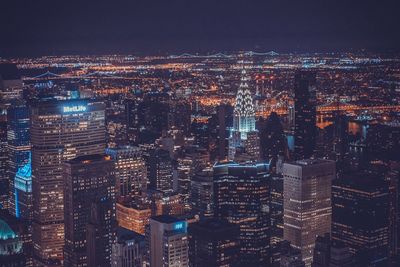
[190, 167, 214, 218]
[149, 215, 189, 267]
[30, 99, 106, 265]
[177, 146, 209, 210]
[125, 98, 140, 144]
[148, 148, 174, 194]
[0, 104, 8, 210]
[213, 162, 270, 266]
[106, 146, 147, 197]
[63, 154, 115, 267]
[111, 227, 145, 267]
[0, 64, 23, 101]
[283, 159, 335, 266]
[270, 173, 284, 265]
[188, 218, 240, 267]
[260, 112, 286, 162]
[293, 70, 317, 160]
[332, 172, 390, 266]
[332, 114, 348, 164]
[7, 101, 31, 218]
[170, 102, 191, 135]
[137, 92, 170, 144]
[228, 66, 260, 162]
[217, 103, 233, 160]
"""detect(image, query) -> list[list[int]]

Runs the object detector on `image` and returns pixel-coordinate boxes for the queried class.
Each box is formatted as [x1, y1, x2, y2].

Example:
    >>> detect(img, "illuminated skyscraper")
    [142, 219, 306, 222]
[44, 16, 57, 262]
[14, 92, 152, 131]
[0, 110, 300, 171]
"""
[213, 161, 270, 265]
[228, 64, 260, 162]
[332, 172, 390, 266]
[293, 70, 317, 160]
[30, 99, 106, 266]
[106, 146, 147, 197]
[63, 154, 116, 267]
[283, 159, 335, 266]
[6, 101, 30, 218]
[149, 215, 189, 267]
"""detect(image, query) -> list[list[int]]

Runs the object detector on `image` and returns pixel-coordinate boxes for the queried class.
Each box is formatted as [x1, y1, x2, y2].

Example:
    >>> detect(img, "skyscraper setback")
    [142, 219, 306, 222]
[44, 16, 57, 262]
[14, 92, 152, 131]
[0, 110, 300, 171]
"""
[30, 99, 106, 266]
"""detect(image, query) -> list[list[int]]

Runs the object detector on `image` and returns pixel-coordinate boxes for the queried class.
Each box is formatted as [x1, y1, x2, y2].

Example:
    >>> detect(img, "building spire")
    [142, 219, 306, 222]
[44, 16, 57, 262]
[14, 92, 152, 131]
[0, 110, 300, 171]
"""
[233, 61, 256, 134]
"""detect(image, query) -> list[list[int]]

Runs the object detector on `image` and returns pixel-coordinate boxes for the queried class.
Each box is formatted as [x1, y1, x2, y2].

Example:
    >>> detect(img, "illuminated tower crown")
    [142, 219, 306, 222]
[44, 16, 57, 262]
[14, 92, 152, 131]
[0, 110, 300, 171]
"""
[233, 65, 256, 138]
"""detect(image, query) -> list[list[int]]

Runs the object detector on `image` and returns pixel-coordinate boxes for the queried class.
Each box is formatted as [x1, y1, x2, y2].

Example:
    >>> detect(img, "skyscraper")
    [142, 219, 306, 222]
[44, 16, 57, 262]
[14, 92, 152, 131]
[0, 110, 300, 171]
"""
[190, 167, 214, 218]
[188, 218, 240, 267]
[106, 146, 147, 197]
[63, 154, 116, 267]
[149, 215, 189, 267]
[111, 227, 146, 267]
[213, 161, 270, 266]
[30, 98, 106, 265]
[332, 172, 390, 266]
[293, 70, 317, 160]
[228, 64, 260, 162]
[283, 159, 335, 266]
[148, 148, 174, 194]
[6, 101, 30, 218]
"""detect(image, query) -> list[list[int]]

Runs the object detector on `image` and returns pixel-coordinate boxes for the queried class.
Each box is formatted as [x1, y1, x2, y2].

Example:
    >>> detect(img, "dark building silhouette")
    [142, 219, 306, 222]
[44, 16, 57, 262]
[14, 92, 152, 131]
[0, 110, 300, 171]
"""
[217, 103, 233, 161]
[293, 70, 316, 160]
[213, 162, 270, 266]
[63, 154, 116, 267]
[312, 234, 353, 267]
[148, 148, 174, 194]
[260, 112, 286, 162]
[125, 98, 140, 145]
[332, 172, 390, 266]
[188, 218, 240, 267]
[137, 92, 170, 143]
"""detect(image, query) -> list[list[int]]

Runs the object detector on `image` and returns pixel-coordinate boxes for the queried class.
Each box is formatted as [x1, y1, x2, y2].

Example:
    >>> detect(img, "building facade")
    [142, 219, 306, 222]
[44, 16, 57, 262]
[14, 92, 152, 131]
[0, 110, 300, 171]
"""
[283, 159, 335, 266]
[30, 99, 106, 265]
[63, 154, 116, 267]
[213, 161, 270, 266]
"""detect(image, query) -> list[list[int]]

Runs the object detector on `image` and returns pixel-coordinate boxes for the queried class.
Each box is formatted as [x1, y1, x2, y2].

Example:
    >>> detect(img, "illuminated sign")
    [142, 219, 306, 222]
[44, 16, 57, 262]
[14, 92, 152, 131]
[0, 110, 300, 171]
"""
[174, 222, 184, 230]
[63, 105, 87, 113]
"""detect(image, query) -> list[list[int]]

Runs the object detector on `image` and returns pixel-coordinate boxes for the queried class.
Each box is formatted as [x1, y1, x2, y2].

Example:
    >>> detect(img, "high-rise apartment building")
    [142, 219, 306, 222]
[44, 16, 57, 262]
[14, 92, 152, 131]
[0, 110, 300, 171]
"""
[63, 154, 116, 267]
[30, 98, 106, 265]
[148, 148, 174, 194]
[213, 161, 270, 266]
[283, 159, 335, 266]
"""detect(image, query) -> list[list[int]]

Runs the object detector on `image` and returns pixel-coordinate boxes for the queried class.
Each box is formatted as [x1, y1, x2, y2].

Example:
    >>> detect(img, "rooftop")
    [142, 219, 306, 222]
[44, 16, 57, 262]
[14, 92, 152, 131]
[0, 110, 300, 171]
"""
[151, 215, 181, 224]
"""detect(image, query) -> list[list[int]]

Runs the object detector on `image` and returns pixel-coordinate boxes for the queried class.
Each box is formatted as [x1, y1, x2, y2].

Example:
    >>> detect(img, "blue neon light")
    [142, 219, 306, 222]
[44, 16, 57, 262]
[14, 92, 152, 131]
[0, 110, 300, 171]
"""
[174, 222, 184, 230]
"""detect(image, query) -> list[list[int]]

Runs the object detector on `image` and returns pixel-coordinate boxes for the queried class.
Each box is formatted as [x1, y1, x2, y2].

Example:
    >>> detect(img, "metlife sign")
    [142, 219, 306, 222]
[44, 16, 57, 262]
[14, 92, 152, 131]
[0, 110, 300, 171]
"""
[62, 105, 87, 113]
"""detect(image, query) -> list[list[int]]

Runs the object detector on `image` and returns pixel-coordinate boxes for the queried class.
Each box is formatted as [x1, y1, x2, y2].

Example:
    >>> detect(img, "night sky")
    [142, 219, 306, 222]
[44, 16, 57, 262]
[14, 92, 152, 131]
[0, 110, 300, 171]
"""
[1, 0, 400, 56]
